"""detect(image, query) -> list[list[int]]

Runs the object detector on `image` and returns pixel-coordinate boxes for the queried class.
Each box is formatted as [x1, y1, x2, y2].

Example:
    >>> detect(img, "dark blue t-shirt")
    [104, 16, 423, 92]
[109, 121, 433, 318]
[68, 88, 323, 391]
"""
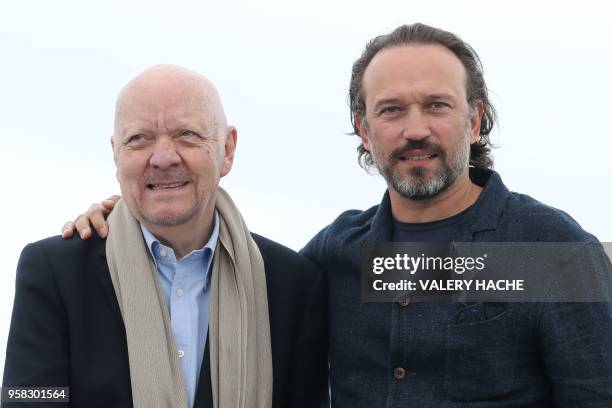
[392, 204, 474, 242]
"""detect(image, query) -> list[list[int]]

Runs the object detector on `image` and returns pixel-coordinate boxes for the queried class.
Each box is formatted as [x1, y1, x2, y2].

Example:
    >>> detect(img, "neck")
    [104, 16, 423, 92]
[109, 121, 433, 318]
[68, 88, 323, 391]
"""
[388, 169, 482, 223]
[143, 206, 215, 260]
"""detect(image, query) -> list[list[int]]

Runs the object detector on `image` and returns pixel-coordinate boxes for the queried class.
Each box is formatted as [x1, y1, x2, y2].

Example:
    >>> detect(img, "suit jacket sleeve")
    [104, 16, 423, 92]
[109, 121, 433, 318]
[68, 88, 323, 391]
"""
[539, 243, 612, 407]
[2, 242, 70, 408]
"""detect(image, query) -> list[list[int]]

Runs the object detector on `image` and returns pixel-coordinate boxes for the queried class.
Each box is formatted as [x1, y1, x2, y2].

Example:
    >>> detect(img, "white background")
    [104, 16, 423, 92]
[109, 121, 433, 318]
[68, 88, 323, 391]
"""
[1, 0, 611, 376]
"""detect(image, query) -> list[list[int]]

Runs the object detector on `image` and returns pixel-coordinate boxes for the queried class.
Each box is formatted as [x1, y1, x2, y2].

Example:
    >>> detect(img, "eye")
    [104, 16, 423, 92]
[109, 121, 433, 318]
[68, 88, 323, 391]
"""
[428, 102, 451, 110]
[379, 106, 403, 115]
[125, 134, 146, 145]
[177, 130, 203, 140]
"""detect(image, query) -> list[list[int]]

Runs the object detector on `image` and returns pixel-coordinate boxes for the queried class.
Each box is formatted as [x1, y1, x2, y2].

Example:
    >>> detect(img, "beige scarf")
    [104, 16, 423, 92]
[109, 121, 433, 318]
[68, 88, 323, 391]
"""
[106, 188, 272, 408]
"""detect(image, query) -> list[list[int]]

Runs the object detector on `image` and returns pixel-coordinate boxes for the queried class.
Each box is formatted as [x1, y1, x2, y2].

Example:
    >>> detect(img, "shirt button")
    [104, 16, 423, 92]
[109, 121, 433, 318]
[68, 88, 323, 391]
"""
[394, 367, 406, 380]
[159, 249, 167, 257]
[398, 296, 410, 307]
[176, 288, 184, 297]
[178, 349, 185, 358]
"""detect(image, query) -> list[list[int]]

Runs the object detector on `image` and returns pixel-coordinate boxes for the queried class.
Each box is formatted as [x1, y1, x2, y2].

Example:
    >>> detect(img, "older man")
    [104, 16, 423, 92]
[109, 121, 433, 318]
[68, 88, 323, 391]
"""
[2, 65, 328, 408]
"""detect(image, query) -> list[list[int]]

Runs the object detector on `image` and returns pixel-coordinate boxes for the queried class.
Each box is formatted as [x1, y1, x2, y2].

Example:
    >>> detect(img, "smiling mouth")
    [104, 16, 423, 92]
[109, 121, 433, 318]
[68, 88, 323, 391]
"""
[147, 181, 189, 190]
[398, 154, 438, 161]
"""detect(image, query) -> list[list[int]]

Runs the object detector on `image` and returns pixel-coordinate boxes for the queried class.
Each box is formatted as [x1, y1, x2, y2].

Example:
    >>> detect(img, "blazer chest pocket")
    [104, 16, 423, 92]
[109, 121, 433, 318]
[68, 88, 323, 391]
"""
[444, 305, 515, 402]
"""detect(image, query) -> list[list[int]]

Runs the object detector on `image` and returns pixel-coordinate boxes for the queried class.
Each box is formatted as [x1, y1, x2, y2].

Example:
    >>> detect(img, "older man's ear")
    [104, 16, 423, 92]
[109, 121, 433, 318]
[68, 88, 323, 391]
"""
[110, 134, 124, 168]
[220, 126, 238, 178]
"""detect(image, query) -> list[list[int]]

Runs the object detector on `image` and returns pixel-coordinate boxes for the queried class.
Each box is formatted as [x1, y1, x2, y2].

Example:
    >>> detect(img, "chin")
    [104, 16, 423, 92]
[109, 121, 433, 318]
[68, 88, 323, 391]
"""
[140, 206, 199, 227]
[389, 168, 449, 201]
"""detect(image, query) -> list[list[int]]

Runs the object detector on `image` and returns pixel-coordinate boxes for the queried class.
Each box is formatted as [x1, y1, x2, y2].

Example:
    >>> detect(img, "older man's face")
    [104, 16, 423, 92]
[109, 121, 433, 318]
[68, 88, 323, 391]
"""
[358, 44, 482, 200]
[113, 76, 234, 229]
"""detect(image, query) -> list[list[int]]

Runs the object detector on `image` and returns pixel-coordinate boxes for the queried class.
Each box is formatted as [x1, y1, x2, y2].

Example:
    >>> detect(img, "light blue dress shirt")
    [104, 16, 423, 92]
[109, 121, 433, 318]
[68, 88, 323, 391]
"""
[140, 212, 219, 408]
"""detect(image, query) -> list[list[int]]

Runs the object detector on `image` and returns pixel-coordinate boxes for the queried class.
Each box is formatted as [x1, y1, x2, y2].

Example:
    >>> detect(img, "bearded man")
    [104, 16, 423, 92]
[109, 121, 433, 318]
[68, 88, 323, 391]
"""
[300, 24, 612, 407]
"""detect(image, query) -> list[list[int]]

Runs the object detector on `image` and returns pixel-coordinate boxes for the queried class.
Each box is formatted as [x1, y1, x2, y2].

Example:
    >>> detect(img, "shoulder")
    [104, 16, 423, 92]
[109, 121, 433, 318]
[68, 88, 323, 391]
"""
[10, 235, 107, 337]
[25, 233, 105, 256]
[326, 205, 380, 238]
[251, 233, 314, 267]
[251, 232, 323, 286]
[300, 204, 379, 262]
[17, 234, 106, 284]
[250, 233, 326, 327]
[500, 191, 597, 242]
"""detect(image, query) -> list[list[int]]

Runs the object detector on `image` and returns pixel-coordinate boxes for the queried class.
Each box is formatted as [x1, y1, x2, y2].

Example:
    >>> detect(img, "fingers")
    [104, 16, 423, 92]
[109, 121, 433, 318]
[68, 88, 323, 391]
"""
[61, 221, 75, 239]
[74, 213, 93, 240]
[66, 205, 107, 240]
[62, 218, 92, 240]
[85, 202, 110, 239]
[101, 195, 121, 211]
[61, 195, 120, 240]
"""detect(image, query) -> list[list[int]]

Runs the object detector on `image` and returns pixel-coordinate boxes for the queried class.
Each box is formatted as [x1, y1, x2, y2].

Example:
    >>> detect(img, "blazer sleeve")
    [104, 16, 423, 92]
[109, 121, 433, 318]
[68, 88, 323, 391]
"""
[2, 242, 70, 408]
[538, 302, 612, 407]
[539, 243, 612, 406]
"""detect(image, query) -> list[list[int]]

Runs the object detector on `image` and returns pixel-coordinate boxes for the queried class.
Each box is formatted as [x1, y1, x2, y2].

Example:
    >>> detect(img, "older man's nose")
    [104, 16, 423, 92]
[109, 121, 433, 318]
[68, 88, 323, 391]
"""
[149, 140, 181, 169]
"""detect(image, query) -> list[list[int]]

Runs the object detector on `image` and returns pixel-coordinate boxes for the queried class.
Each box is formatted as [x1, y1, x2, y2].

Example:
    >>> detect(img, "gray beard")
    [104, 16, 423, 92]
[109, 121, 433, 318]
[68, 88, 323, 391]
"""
[387, 165, 448, 200]
[375, 137, 470, 201]
[139, 202, 199, 226]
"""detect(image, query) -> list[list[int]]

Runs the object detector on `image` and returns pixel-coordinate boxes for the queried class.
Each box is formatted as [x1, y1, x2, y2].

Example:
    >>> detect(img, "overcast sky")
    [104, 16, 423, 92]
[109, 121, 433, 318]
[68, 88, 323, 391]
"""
[1, 0, 611, 375]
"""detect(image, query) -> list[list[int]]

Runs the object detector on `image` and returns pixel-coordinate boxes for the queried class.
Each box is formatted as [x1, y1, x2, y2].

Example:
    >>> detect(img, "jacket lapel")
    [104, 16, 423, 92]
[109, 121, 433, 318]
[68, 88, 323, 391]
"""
[194, 334, 213, 407]
[91, 236, 125, 330]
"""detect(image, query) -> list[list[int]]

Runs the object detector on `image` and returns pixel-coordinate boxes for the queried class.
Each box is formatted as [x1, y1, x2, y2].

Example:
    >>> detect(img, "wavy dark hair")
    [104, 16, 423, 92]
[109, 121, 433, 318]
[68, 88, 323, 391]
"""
[349, 23, 496, 170]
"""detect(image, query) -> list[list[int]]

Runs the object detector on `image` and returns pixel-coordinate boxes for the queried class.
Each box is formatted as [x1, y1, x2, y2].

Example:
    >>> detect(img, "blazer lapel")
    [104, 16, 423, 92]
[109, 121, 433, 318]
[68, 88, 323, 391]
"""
[194, 334, 214, 407]
[91, 237, 125, 330]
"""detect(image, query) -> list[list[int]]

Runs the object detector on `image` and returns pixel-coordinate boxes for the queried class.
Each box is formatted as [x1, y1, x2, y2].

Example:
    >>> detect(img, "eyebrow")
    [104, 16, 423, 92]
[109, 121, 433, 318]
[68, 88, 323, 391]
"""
[117, 128, 149, 141]
[118, 120, 210, 140]
[169, 118, 208, 131]
[373, 98, 404, 112]
[372, 93, 458, 112]
[424, 93, 457, 102]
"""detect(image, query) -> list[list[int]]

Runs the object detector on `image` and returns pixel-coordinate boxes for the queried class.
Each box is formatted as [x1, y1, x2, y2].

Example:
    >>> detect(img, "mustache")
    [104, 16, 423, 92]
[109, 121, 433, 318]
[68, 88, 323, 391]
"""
[144, 169, 192, 184]
[389, 139, 445, 164]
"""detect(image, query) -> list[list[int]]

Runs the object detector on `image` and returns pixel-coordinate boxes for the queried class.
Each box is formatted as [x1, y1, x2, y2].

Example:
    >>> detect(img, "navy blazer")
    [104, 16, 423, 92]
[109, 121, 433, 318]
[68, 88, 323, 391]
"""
[3, 233, 328, 408]
[302, 168, 612, 407]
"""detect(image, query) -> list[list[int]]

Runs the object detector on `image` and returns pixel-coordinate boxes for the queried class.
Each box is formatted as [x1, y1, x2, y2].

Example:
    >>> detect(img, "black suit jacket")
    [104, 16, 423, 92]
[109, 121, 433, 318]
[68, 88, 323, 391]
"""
[3, 233, 328, 407]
